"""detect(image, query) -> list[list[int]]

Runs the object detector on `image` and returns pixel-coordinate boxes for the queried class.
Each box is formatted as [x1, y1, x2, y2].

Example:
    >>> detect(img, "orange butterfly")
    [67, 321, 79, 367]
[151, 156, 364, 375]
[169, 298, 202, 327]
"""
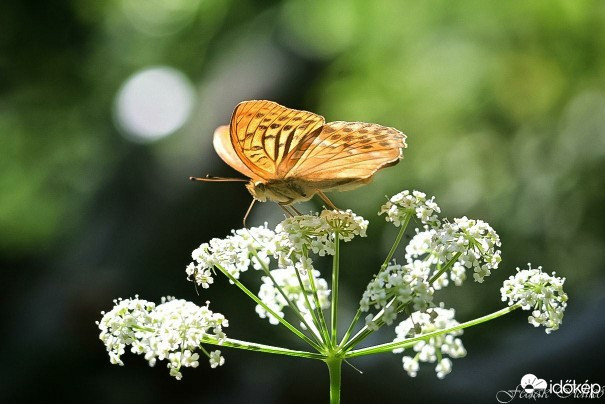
[191, 100, 407, 217]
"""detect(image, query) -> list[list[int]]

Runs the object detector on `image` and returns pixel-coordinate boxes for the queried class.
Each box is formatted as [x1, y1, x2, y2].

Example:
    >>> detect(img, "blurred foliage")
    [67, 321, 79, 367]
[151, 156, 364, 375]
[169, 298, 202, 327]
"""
[1, 0, 604, 403]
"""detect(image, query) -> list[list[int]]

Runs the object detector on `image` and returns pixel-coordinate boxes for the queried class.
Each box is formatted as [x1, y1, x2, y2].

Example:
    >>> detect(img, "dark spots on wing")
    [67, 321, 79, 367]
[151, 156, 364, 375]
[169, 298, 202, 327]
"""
[331, 134, 342, 140]
[376, 134, 389, 140]
[263, 118, 272, 122]
[284, 125, 293, 130]
[359, 129, 368, 134]
[343, 135, 354, 141]
[251, 146, 263, 151]
[323, 127, 336, 133]
[265, 134, 276, 139]
[256, 113, 265, 118]
[379, 141, 390, 147]
[270, 123, 280, 129]
[303, 119, 315, 124]
[343, 127, 353, 133]
[361, 145, 373, 149]
[299, 124, 308, 129]
[259, 125, 268, 130]
[292, 116, 301, 121]
[278, 116, 288, 121]
[360, 137, 372, 144]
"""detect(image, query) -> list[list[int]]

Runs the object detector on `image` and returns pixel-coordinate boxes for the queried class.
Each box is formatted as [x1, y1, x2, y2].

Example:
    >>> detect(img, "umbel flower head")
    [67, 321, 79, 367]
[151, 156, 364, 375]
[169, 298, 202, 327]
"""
[98, 187, 569, 393]
[379, 190, 441, 228]
[97, 296, 228, 380]
[393, 307, 467, 379]
[501, 264, 568, 334]
[360, 261, 434, 325]
[186, 210, 367, 326]
[405, 218, 502, 284]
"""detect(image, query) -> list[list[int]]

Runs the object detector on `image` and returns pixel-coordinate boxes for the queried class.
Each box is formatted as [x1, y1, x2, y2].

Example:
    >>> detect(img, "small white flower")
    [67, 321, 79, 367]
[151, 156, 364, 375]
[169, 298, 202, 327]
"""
[186, 263, 214, 289]
[402, 356, 420, 377]
[393, 307, 466, 379]
[209, 350, 225, 368]
[380, 190, 441, 228]
[500, 264, 568, 333]
[435, 358, 452, 379]
[97, 296, 229, 379]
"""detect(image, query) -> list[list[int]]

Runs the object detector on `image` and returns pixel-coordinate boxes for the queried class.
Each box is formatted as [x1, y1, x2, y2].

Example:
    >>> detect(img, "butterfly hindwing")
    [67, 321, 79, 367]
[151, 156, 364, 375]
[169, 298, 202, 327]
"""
[230, 100, 325, 179]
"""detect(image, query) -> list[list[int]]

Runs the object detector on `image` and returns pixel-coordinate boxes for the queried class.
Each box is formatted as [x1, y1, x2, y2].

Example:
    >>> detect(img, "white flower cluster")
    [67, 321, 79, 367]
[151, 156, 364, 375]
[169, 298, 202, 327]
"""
[360, 216, 501, 326]
[187, 211, 366, 325]
[97, 296, 228, 380]
[360, 261, 434, 327]
[188, 225, 278, 281]
[406, 217, 502, 285]
[257, 267, 330, 325]
[277, 210, 368, 257]
[187, 211, 368, 287]
[500, 265, 568, 334]
[379, 190, 441, 228]
[393, 307, 466, 379]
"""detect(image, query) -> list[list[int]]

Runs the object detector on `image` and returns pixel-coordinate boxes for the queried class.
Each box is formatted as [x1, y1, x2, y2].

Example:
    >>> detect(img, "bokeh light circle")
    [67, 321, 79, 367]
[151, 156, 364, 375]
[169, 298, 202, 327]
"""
[114, 66, 195, 143]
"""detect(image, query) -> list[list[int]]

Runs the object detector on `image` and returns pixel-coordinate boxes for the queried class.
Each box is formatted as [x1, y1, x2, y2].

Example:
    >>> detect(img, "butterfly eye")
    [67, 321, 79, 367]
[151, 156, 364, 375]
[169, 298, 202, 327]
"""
[255, 182, 265, 190]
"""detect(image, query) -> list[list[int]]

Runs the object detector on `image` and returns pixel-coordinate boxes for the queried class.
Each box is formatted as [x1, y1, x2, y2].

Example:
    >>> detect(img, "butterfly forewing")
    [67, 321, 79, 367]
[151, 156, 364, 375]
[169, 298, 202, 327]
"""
[230, 100, 325, 179]
[285, 121, 406, 180]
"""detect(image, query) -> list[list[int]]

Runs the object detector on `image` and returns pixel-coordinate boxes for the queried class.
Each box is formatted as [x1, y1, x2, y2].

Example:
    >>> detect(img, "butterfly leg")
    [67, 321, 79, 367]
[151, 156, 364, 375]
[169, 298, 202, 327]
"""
[289, 205, 303, 216]
[316, 190, 340, 211]
[243, 199, 256, 228]
[278, 203, 295, 217]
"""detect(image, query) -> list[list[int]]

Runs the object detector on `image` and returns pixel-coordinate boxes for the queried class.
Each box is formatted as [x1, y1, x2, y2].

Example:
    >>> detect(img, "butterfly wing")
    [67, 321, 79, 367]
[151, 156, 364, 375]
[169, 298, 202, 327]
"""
[285, 121, 406, 186]
[213, 125, 263, 180]
[229, 100, 325, 179]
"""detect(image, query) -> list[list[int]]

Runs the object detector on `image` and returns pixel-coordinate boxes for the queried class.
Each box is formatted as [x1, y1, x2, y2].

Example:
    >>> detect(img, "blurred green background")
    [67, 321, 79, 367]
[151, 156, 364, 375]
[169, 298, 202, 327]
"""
[2, 0, 604, 402]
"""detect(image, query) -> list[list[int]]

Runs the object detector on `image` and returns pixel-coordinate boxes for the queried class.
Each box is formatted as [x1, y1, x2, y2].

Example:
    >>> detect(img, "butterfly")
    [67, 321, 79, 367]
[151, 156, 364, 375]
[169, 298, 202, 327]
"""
[191, 100, 407, 218]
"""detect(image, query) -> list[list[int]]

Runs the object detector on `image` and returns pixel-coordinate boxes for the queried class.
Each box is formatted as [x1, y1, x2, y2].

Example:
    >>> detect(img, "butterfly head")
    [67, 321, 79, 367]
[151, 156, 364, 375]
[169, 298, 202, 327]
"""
[246, 181, 268, 202]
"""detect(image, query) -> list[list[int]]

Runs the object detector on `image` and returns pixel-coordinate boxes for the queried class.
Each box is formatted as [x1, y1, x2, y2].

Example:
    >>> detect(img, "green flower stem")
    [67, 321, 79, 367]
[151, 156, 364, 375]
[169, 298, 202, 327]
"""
[339, 297, 397, 353]
[293, 263, 327, 344]
[381, 214, 411, 269]
[214, 264, 324, 353]
[201, 337, 325, 360]
[250, 250, 320, 343]
[429, 252, 463, 284]
[339, 214, 411, 348]
[339, 310, 362, 347]
[344, 304, 521, 358]
[306, 262, 331, 344]
[325, 357, 343, 404]
[330, 233, 340, 347]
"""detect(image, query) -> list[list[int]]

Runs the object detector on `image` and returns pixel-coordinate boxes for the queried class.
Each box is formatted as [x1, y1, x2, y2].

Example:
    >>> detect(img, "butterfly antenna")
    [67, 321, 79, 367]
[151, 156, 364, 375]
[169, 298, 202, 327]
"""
[317, 190, 340, 210]
[190, 175, 248, 182]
